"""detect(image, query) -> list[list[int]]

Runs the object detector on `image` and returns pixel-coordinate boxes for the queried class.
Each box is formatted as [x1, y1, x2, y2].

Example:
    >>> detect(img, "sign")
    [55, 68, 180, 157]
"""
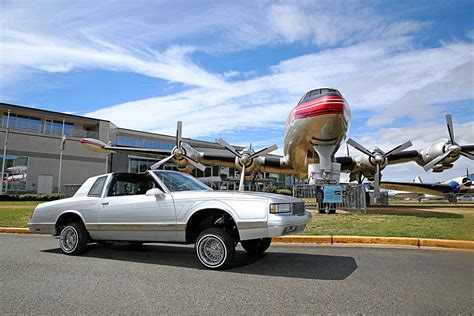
[323, 185, 343, 203]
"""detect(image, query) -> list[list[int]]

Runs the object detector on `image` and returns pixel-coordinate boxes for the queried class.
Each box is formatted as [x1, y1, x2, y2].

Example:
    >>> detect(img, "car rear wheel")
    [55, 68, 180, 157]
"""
[241, 237, 272, 254]
[59, 221, 89, 255]
[195, 228, 235, 270]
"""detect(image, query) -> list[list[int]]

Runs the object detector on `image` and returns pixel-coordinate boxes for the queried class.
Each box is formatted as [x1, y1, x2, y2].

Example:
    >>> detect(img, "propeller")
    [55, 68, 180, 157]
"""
[347, 138, 412, 196]
[216, 138, 277, 191]
[423, 114, 474, 171]
[150, 121, 206, 172]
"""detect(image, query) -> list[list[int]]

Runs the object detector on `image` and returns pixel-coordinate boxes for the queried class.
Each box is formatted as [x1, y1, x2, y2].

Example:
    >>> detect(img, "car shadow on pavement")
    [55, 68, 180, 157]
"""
[42, 243, 357, 280]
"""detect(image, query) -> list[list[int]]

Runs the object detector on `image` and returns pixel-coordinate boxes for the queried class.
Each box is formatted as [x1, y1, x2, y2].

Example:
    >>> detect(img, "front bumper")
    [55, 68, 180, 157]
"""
[238, 211, 312, 241]
[267, 211, 312, 237]
[27, 222, 55, 235]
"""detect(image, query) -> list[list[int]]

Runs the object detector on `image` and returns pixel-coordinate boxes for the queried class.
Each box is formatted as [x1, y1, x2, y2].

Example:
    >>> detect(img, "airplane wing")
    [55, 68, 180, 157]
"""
[386, 145, 474, 166]
[81, 137, 297, 174]
[379, 181, 456, 195]
[80, 138, 171, 157]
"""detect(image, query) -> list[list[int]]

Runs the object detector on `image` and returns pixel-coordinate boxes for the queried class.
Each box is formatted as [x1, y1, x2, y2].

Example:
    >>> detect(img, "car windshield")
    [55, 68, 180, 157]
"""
[153, 171, 212, 192]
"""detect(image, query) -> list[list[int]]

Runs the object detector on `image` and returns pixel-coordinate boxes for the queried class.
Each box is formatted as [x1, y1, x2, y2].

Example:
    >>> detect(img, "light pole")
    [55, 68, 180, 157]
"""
[58, 119, 66, 194]
[0, 110, 11, 195]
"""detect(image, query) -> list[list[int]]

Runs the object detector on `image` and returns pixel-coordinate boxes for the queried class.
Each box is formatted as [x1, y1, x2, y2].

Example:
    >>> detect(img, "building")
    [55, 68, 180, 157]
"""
[0, 102, 294, 194]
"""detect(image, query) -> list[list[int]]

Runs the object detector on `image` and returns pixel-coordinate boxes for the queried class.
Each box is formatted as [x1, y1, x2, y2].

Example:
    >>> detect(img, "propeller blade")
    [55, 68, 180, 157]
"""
[346, 138, 375, 158]
[460, 150, 474, 160]
[217, 138, 242, 158]
[446, 114, 455, 145]
[423, 150, 452, 171]
[183, 155, 206, 172]
[373, 163, 381, 196]
[383, 141, 413, 158]
[150, 155, 174, 170]
[239, 164, 246, 192]
[249, 144, 278, 159]
[176, 121, 182, 148]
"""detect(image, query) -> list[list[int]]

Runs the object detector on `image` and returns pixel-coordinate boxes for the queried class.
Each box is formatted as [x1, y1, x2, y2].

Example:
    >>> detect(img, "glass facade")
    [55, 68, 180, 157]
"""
[2, 112, 82, 137]
[0, 155, 28, 192]
[117, 135, 174, 151]
[129, 157, 158, 173]
[3, 113, 41, 132]
[127, 156, 293, 191]
[44, 120, 75, 136]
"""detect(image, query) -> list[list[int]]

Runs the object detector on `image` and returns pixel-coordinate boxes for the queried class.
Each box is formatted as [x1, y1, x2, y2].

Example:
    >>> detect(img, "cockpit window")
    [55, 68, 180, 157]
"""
[298, 88, 339, 104]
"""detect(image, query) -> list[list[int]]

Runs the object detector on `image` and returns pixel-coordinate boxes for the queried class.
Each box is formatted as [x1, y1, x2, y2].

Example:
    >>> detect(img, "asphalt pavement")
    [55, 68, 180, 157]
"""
[1, 234, 472, 314]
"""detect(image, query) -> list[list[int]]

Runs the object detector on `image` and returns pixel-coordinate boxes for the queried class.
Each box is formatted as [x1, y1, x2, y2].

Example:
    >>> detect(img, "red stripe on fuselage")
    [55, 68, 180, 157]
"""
[286, 95, 346, 125]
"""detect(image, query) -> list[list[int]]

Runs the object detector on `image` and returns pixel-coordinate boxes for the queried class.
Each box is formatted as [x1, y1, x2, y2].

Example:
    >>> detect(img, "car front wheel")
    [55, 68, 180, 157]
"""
[241, 237, 272, 254]
[59, 221, 89, 255]
[195, 228, 235, 270]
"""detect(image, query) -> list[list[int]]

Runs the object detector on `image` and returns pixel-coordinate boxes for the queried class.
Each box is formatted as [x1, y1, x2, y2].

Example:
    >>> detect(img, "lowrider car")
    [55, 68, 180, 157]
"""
[28, 170, 311, 269]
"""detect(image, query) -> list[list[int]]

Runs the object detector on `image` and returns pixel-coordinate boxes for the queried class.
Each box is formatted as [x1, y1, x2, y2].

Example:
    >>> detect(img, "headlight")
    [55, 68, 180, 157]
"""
[269, 203, 292, 214]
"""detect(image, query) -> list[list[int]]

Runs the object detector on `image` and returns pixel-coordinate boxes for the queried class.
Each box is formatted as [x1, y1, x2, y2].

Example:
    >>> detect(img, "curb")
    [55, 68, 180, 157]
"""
[0, 227, 30, 234]
[272, 235, 474, 250]
[1, 227, 473, 250]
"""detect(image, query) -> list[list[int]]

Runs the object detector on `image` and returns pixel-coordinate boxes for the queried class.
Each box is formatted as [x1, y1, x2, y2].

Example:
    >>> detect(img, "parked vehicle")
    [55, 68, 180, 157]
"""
[28, 170, 311, 269]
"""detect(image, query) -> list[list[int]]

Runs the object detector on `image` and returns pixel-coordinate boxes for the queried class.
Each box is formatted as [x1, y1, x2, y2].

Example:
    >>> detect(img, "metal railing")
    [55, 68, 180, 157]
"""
[293, 183, 367, 213]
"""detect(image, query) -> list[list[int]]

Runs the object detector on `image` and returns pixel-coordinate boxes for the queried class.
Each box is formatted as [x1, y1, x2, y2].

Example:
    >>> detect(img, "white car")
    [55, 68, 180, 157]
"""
[28, 170, 311, 269]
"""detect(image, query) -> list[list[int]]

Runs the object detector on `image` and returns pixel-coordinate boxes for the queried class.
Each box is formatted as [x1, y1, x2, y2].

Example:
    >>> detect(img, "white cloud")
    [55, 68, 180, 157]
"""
[1, 0, 473, 181]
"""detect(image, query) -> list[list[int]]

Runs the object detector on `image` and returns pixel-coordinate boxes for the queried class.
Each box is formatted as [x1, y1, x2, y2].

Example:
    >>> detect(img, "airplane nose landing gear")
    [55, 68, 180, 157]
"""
[309, 145, 340, 185]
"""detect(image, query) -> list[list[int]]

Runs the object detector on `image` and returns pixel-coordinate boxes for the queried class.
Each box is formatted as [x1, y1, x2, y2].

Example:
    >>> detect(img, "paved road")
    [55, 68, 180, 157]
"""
[1, 234, 472, 314]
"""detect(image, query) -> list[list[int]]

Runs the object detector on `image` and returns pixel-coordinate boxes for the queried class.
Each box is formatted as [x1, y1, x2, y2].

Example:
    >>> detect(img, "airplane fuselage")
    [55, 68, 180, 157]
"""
[283, 88, 351, 178]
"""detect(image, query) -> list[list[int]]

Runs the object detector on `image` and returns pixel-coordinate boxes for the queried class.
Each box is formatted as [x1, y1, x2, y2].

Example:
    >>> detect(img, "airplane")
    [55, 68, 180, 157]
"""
[80, 87, 474, 193]
[380, 170, 474, 198]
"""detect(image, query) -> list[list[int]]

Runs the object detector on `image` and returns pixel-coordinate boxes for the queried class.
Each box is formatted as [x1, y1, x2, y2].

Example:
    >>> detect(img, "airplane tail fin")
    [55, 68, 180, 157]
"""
[414, 176, 423, 183]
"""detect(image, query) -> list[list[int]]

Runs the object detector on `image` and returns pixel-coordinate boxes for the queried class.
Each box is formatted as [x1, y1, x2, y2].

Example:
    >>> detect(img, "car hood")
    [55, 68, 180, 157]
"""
[170, 190, 302, 203]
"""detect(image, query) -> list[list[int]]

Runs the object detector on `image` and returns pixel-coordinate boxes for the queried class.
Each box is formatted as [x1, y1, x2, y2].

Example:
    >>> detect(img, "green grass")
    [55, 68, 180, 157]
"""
[303, 210, 474, 240]
[1, 201, 473, 241]
[0, 201, 40, 227]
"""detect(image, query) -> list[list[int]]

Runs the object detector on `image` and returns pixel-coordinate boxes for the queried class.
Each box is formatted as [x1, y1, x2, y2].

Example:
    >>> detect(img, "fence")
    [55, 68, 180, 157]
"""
[293, 183, 367, 213]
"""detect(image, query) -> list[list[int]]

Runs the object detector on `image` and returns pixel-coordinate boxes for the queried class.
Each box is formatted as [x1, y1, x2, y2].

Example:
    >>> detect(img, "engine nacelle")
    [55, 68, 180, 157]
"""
[353, 147, 388, 180]
[420, 139, 460, 169]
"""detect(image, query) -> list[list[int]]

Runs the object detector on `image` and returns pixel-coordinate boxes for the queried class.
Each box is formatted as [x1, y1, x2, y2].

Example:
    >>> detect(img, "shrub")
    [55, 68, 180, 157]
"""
[0, 194, 62, 201]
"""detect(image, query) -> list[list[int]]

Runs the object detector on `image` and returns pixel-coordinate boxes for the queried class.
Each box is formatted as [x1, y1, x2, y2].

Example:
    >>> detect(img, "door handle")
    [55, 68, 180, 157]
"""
[101, 202, 109, 206]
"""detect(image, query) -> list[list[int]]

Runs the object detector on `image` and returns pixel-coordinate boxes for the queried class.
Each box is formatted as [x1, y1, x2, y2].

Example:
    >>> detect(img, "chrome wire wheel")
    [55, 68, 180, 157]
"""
[198, 235, 226, 267]
[60, 226, 78, 253]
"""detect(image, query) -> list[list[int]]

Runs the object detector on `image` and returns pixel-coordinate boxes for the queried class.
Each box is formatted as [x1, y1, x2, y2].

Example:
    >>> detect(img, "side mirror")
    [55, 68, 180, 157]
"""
[145, 188, 164, 196]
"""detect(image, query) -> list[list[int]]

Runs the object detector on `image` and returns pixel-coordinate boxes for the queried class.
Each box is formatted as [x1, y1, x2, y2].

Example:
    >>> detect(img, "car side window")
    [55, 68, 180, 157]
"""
[107, 174, 157, 197]
[88, 176, 107, 197]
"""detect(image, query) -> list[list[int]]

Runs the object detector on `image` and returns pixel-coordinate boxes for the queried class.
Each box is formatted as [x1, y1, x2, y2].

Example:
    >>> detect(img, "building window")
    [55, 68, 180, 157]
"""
[0, 155, 28, 192]
[117, 135, 174, 151]
[128, 157, 158, 173]
[3, 113, 41, 132]
[44, 120, 74, 136]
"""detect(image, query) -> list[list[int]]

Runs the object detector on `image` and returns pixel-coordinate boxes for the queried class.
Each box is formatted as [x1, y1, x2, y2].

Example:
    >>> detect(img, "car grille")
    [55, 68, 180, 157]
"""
[292, 202, 305, 215]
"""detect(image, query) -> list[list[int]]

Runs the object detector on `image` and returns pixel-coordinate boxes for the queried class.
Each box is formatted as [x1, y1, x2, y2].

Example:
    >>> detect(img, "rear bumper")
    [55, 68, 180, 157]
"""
[238, 212, 312, 241]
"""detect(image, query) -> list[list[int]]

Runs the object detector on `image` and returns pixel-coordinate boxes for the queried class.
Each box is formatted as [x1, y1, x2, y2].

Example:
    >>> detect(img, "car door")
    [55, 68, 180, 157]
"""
[96, 173, 177, 242]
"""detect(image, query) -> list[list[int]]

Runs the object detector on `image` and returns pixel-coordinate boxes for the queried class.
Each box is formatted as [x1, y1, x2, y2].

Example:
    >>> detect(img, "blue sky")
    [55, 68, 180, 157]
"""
[0, 0, 473, 181]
